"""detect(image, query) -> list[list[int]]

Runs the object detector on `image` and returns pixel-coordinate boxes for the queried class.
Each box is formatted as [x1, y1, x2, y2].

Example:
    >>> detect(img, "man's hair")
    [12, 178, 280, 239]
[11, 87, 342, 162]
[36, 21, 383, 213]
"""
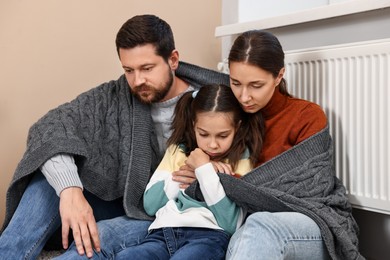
[115, 14, 175, 61]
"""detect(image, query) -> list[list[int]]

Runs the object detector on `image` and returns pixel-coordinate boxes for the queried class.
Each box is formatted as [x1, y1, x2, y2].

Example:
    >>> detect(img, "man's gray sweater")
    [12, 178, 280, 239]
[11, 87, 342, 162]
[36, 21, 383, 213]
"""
[1, 61, 229, 228]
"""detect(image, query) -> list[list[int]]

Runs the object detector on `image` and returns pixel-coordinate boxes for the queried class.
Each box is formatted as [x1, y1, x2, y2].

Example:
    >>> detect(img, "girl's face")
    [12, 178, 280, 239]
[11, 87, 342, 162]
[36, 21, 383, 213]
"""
[194, 111, 236, 160]
[229, 62, 284, 113]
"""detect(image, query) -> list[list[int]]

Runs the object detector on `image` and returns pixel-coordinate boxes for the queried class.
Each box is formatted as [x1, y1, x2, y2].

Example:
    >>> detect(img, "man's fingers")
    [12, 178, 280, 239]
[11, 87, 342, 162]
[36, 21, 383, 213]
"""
[175, 169, 194, 177]
[173, 173, 195, 184]
[61, 222, 70, 250]
[179, 164, 193, 171]
[71, 224, 85, 256]
[79, 224, 93, 258]
[88, 219, 101, 253]
[179, 183, 190, 189]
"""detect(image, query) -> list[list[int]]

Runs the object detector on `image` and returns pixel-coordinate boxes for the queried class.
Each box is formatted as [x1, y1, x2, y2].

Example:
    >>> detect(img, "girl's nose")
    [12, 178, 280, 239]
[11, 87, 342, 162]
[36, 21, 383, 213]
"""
[208, 139, 218, 149]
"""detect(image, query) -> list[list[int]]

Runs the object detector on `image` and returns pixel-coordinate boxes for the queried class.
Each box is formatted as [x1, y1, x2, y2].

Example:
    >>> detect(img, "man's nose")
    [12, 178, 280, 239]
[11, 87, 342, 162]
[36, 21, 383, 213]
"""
[134, 71, 146, 86]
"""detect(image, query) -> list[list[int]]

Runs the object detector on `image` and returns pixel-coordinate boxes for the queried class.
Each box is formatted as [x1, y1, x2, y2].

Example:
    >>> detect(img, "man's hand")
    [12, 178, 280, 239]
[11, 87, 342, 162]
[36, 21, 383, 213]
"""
[172, 164, 196, 189]
[59, 187, 100, 258]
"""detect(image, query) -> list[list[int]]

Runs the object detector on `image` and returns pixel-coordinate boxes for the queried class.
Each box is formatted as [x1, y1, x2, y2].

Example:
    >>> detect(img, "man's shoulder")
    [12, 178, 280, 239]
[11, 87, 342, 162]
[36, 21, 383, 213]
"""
[74, 75, 128, 99]
[176, 61, 229, 89]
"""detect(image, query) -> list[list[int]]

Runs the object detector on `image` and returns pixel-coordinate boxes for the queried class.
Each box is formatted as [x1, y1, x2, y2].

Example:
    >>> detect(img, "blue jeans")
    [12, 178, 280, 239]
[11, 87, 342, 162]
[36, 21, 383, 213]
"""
[226, 212, 330, 260]
[55, 216, 152, 259]
[115, 227, 230, 260]
[0, 172, 130, 259]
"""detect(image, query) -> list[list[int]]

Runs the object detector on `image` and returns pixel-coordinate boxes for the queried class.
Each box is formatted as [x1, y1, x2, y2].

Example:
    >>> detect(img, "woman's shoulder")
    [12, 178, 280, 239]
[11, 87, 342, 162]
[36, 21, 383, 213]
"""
[286, 97, 327, 143]
[287, 96, 327, 120]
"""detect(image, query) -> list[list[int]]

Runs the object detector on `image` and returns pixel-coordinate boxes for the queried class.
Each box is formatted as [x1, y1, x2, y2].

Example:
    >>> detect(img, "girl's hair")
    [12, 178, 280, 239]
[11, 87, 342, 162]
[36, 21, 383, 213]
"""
[228, 30, 292, 97]
[168, 84, 264, 170]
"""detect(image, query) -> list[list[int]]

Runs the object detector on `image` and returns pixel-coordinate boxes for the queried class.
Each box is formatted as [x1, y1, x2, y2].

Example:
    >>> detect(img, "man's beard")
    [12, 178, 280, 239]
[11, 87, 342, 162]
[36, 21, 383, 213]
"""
[131, 69, 174, 104]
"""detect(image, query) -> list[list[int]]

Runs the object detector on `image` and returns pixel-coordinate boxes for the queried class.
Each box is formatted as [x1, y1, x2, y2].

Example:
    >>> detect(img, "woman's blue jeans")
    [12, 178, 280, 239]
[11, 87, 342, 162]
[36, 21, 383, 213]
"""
[226, 212, 330, 260]
[115, 227, 230, 260]
[0, 172, 148, 259]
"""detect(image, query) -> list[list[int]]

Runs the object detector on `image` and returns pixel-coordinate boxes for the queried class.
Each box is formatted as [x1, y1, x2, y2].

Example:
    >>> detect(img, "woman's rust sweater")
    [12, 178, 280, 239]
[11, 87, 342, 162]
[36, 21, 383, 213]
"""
[258, 87, 327, 165]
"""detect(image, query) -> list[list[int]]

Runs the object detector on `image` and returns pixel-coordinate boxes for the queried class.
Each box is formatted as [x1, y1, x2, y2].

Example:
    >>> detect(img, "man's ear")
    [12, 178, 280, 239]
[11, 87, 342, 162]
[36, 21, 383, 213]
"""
[168, 50, 179, 70]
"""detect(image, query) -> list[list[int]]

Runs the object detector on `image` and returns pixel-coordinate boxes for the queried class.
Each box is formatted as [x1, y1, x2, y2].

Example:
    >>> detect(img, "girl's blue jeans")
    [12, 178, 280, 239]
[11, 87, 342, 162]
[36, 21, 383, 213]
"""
[115, 227, 230, 260]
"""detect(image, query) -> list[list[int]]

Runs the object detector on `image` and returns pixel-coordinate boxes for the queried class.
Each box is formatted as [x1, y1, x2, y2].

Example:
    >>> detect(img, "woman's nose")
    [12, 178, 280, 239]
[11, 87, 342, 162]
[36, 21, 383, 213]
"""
[240, 88, 251, 103]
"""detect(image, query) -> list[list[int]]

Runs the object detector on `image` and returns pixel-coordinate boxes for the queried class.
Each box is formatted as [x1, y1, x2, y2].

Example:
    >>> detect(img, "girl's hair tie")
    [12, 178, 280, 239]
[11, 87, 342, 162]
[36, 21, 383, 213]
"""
[192, 90, 199, 98]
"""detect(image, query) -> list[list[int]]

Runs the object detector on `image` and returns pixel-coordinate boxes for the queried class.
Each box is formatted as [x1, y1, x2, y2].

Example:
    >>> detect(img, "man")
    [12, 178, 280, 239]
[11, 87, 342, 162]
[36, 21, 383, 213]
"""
[0, 14, 229, 259]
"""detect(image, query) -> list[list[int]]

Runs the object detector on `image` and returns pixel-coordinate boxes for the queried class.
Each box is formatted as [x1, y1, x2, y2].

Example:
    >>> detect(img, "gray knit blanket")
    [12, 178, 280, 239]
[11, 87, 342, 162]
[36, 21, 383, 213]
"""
[187, 126, 364, 260]
[1, 61, 230, 232]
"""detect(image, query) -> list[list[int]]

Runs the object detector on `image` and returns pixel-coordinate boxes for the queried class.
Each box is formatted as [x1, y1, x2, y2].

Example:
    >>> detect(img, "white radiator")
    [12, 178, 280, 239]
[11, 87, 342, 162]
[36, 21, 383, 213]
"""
[284, 39, 390, 215]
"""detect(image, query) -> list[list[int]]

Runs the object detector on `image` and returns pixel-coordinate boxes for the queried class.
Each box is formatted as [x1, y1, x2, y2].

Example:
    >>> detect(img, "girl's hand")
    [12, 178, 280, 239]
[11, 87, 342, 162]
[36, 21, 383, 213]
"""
[185, 148, 210, 169]
[210, 161, 233, 175]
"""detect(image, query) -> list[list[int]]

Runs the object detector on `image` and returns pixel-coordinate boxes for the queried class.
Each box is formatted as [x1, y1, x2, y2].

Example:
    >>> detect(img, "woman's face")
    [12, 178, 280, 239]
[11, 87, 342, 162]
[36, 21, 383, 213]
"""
[229, 62, 284, 113]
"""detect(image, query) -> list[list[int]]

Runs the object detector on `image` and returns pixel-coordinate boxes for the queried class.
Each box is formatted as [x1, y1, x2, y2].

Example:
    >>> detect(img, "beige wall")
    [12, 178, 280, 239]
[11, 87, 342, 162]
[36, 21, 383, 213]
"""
[0, 0, 221, 224]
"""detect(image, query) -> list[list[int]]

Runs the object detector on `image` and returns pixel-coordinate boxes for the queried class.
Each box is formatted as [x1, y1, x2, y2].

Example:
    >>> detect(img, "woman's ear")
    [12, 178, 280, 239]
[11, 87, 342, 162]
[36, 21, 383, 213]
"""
[276, 67, 285, 86]
[168, 50, 179, 70]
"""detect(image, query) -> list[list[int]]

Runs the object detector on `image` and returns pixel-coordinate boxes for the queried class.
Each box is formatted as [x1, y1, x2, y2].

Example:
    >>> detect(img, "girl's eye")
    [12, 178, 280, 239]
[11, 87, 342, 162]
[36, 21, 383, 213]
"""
[231, 82, 240, 86]
[143, 67, 153, 71]
[125, 69, 133, 73]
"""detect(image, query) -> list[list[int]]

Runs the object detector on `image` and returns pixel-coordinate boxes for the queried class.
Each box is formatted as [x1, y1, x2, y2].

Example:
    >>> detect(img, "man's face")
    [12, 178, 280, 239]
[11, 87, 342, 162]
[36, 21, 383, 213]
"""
[119, 44, 174, 104]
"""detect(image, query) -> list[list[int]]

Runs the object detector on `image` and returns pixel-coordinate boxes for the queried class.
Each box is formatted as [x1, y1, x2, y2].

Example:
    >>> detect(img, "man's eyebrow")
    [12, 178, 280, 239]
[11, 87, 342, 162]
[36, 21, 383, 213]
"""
[122, 63, 155, 69]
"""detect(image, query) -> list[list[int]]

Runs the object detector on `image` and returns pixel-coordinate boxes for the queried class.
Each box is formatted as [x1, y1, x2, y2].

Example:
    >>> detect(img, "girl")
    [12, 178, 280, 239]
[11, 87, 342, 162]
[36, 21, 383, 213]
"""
[115, 84, 264, 259]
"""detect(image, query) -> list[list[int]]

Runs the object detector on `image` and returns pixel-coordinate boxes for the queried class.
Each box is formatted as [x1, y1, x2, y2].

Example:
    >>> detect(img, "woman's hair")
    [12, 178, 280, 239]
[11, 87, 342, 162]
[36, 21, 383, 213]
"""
[115, 14, 175, 62]
[228, 30, 292, 97]
[168, 84, 264, 170]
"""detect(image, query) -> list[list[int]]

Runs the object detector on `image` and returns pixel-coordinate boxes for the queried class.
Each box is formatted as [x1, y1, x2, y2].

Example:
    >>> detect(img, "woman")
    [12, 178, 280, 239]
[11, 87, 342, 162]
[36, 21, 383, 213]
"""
[184, 30, 363, 259]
